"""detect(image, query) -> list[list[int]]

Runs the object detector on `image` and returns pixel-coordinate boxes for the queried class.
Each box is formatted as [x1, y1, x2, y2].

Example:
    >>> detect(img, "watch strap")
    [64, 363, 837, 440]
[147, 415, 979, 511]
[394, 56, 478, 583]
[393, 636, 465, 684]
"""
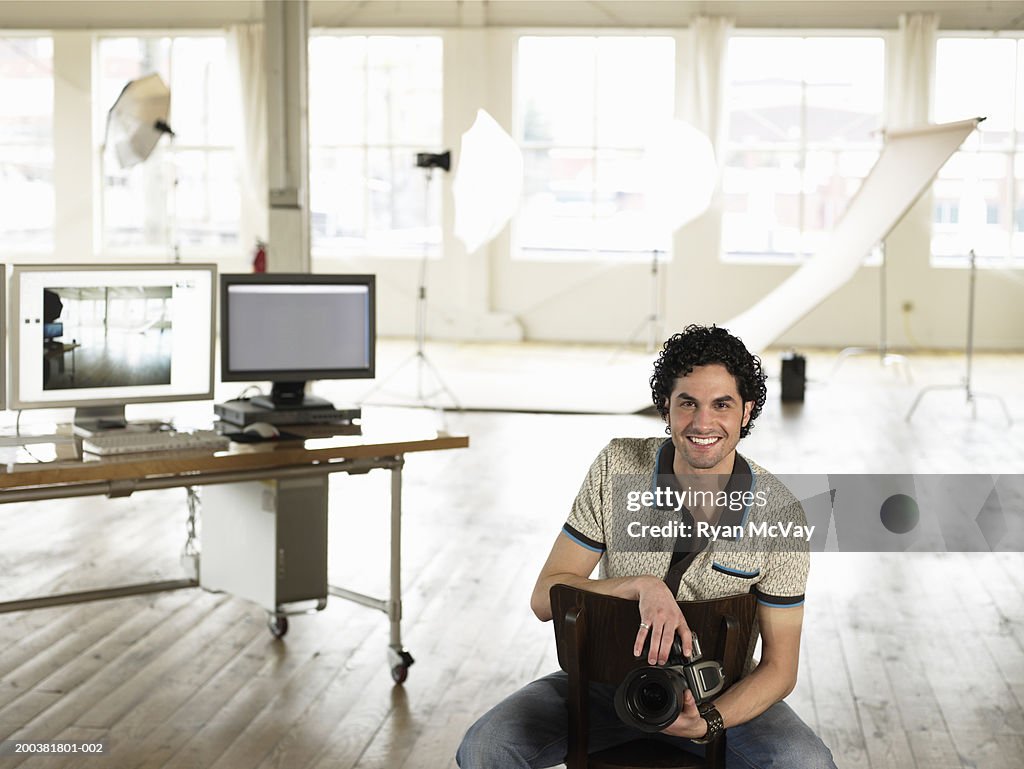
[692, 703, 724, 744]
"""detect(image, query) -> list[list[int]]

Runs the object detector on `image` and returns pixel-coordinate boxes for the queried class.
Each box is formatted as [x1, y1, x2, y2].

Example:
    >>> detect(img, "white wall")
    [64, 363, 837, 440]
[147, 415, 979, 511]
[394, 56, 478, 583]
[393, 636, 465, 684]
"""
[4, 1, 1024, 349]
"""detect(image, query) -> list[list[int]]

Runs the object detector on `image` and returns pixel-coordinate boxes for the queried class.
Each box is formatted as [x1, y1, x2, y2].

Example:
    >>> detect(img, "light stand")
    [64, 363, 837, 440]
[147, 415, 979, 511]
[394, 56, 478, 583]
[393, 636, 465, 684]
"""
[361, 151, 461, 412]
[905, 250, 1012, 424]
[831, 241, 912, 381]
[163, 124, 180, 263]
[615, 249, 664, 356]
[611, 120, 716, 360]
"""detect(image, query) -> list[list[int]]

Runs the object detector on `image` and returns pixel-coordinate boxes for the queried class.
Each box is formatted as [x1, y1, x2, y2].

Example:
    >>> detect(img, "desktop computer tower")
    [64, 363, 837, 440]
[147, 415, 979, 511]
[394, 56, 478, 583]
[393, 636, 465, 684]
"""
[199, 476, 328, 611]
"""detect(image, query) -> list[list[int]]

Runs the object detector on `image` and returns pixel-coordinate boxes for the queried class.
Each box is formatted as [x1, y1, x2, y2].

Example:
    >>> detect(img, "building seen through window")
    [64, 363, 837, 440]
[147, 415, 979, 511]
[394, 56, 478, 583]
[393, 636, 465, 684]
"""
[933, 37, 1024, 264]
[0, 36, 54, 251]
[309, 34, 443, 258]
[515, 35, 675, 262]
[96, 35, 240, 255]
[723, 36, 884, 261]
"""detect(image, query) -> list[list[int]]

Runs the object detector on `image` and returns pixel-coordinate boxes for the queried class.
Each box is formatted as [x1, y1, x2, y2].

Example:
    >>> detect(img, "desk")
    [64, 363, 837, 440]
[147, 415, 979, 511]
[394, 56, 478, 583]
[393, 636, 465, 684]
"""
[0, 427, 469, 683]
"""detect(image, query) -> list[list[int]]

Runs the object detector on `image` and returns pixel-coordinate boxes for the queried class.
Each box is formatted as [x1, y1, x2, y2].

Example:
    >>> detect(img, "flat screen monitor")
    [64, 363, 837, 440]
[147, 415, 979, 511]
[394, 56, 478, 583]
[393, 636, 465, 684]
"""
[10, 263, 216, 430]
[220, 273, 375, 409]
[0, 263, 6, 412]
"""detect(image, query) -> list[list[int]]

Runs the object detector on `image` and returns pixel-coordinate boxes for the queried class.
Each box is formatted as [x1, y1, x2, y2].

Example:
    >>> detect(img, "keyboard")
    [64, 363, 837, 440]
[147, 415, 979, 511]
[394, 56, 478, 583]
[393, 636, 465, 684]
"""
[82, 430, 231, 456]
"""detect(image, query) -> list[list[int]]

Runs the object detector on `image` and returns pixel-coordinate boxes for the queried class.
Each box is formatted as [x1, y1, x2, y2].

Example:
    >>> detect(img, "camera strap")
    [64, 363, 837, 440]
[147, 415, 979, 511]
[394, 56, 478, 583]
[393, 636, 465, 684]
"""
[664, 542, 706, 597]
[660, 452, 753, 598]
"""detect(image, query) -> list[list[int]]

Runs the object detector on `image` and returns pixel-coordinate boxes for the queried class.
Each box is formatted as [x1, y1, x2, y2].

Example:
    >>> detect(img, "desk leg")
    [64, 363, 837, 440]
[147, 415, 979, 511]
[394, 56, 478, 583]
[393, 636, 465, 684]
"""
[387, 459, 414, 683]
[327, 456, 415, 683]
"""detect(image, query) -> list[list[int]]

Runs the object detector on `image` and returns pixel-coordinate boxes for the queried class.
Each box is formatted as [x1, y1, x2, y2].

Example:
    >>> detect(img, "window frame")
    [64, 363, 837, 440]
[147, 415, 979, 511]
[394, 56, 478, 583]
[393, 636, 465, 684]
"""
[0, 31, 56, 257]
[720, 28, 889, 266]
[92, 30, 242, 261]
[307, 27, 446, 261]
[511, 29, 678, 264]
[931, 30, 1024, 269]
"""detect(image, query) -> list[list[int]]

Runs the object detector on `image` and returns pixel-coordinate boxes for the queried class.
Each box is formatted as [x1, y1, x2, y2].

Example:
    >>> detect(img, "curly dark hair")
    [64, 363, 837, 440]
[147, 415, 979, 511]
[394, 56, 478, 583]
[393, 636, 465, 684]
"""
[650, 324, 767, 438]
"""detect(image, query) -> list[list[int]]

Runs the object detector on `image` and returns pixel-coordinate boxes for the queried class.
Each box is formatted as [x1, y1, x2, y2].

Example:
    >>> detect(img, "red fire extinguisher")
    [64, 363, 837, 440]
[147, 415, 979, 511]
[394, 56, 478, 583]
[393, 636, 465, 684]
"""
[253, 240, 267, 273]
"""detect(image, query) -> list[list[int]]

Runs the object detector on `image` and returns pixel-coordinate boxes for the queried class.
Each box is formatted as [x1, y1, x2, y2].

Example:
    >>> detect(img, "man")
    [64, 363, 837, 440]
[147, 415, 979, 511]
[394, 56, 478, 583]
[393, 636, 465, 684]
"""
[457, 325, 837, 769]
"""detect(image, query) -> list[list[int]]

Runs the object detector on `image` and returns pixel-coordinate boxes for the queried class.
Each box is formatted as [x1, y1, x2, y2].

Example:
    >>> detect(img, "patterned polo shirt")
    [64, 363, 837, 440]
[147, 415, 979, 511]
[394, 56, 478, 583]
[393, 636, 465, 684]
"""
[562, 437, 809, 609]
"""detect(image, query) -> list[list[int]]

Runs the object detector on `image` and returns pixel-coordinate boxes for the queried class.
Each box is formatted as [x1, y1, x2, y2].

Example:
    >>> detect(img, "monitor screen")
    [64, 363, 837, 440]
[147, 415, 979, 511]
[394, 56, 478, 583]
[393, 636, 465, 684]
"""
[0, 263, 6, 412]
[220, 273, 375, 385]
[10, 264, 216, 412]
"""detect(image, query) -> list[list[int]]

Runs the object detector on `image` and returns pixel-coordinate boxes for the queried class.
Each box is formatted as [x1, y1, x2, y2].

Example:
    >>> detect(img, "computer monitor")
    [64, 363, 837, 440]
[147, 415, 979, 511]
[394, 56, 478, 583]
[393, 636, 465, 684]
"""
[0, 264, 6, 412]
[220, 273, 375, 409]
[9, 263, 216, 431]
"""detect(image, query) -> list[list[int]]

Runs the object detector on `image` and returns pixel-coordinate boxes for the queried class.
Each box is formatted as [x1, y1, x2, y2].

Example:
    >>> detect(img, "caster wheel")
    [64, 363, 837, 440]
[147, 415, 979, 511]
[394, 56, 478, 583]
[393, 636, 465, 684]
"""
[389, 649, 414, 684]
[268, 615, 289, 639]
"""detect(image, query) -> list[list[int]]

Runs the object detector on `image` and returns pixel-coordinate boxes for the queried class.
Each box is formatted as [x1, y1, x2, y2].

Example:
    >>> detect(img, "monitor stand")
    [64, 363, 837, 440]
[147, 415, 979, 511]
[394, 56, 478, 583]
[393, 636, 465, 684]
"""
[72, 404, 128, 437]
[250, 381, 336, 412]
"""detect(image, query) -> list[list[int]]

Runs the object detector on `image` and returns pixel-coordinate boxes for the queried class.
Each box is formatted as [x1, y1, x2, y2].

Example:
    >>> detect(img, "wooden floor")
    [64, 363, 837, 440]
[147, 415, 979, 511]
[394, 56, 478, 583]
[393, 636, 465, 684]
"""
[0, 349, 1022, 768]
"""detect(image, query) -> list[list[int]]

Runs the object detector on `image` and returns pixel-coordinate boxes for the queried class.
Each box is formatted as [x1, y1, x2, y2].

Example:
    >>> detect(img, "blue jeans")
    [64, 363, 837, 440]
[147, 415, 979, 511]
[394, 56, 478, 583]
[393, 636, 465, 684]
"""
[457, 671, 836, 769]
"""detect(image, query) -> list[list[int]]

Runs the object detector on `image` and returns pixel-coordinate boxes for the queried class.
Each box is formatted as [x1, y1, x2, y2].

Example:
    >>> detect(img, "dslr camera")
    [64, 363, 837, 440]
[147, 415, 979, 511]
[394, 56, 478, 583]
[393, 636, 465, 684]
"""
[614, 632, 725, 732]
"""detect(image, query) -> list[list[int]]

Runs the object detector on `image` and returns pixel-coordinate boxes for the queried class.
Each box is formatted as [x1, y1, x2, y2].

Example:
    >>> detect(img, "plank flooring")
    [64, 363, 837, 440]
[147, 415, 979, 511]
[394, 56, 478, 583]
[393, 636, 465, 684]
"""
[0, 349, 1022, 768]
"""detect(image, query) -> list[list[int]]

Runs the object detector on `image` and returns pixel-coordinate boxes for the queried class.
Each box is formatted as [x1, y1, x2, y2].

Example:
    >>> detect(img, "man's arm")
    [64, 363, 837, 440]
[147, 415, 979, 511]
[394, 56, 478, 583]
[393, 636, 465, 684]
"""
[531, 532, 693, 662]
[661, 603, 804, 739]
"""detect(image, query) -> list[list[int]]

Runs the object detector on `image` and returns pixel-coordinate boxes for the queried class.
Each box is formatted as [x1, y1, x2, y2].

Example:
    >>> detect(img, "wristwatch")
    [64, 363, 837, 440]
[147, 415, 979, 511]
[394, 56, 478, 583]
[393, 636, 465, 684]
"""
[692, 703, 725, 744]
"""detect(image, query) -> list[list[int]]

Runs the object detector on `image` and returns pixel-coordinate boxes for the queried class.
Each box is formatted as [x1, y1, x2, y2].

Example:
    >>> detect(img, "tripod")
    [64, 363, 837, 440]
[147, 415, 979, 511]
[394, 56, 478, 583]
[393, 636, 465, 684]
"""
[905, 250, 1011, 424]
[613, 249, 665, 358]
[831, 241, 912, 381]
[361, 161, 461, 412]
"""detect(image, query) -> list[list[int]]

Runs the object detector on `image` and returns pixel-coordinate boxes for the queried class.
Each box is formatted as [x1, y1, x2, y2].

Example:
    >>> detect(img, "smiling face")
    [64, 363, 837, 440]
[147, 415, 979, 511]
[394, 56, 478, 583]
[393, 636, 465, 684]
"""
[667, 363, 753, 475]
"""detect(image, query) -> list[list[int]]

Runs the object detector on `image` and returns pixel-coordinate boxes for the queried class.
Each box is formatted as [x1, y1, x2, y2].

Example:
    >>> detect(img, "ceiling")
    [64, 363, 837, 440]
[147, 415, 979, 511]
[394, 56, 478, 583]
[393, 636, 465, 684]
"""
[0, 0, 1021, 31]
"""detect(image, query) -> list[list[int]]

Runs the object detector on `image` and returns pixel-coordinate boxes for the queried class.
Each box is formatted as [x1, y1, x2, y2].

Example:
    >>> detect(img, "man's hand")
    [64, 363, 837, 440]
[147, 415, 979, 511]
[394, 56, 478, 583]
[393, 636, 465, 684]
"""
[660, 690, 706, 739]
[632, 576, 693, 664]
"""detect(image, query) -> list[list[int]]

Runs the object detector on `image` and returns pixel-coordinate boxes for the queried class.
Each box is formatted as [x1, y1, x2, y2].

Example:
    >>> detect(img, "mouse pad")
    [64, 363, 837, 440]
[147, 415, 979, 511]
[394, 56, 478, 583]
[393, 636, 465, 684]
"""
[225, 429, 303, 443]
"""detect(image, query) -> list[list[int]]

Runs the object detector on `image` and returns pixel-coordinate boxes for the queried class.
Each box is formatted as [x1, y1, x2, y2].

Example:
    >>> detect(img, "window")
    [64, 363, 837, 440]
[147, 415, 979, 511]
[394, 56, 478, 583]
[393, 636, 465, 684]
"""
[309, 35, 443, 258]
[723, 36, 884, 261]
[515, 36, 675, 261]
[96, 36, 240, 254]
[0, 37, 53, 251]
[933, 37, 1024, 264]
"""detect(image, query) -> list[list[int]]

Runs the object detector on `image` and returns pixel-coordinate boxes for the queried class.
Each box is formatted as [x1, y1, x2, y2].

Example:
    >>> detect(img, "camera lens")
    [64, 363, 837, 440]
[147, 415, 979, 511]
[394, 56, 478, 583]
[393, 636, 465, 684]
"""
[639, 682, 668, 711]
[614, 668, 688, 733]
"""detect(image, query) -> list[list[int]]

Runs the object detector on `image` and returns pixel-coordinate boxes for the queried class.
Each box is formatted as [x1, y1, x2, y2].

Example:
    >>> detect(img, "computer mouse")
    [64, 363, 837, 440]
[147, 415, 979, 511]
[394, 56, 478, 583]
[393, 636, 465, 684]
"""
[243, 422, 280, 439]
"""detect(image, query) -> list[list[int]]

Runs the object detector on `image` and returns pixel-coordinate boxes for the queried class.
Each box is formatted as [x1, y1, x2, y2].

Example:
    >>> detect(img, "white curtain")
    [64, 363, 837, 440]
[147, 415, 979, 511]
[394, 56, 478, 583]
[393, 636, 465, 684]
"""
[887, 13, 939, 129]
[679, 16, 733, 153]
[227, 23, 269, 244]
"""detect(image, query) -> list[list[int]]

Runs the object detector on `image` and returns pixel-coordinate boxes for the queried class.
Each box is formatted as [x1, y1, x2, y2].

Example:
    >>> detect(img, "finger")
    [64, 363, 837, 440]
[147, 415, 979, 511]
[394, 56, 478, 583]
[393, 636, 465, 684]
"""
[648, 622, 665, 664]
[655, 622, 674, 665]
[677, 622, 693, 658]
[646, 622, 660, 664]
[633, 622, 651, 657]
[681, 689, 699, 716]
[647, 621, 665, 664]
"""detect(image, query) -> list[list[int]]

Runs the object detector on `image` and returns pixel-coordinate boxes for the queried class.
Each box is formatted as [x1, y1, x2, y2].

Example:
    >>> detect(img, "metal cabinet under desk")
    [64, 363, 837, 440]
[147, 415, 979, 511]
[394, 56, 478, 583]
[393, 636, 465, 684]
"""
[201, 476, 329, 615]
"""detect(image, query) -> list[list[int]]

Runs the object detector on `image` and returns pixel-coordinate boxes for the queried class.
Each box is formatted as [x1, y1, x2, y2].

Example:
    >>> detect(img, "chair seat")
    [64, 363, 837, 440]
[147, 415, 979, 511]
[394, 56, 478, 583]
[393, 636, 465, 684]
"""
[588, 739, 707, 769]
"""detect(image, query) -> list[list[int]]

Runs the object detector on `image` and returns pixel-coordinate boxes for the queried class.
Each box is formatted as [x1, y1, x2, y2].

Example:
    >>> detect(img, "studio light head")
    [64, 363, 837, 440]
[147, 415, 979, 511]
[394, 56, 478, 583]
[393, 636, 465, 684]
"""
[416, 150, 451, 172]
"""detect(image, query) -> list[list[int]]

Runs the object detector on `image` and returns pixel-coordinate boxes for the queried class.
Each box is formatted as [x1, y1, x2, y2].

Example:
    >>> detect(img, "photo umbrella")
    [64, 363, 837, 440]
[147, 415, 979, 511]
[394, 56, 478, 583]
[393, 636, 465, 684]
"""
[105, 73, 175, 168]
[452, 109, 524, 255]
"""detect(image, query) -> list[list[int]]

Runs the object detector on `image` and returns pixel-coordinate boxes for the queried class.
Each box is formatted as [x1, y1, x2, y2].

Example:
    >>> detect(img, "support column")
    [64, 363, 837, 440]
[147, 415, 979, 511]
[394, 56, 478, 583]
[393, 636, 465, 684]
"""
[53, 32, 94, 260]
[264, 0, 310, 272]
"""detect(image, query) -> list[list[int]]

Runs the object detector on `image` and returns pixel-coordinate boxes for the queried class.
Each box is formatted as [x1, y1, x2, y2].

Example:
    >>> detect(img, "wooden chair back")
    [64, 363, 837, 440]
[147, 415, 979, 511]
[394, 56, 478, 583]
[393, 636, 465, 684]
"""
[550, 584, 757, 769]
